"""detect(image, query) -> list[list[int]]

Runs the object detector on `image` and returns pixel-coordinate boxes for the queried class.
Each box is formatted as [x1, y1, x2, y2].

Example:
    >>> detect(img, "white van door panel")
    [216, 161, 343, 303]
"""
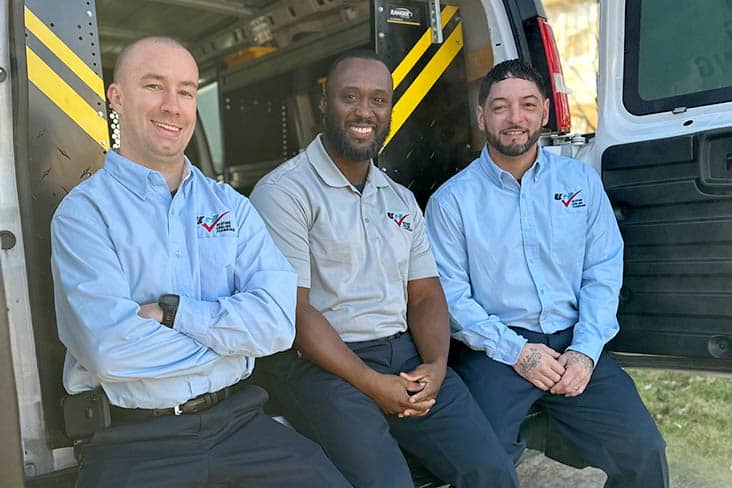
[591, 0, 732, 372]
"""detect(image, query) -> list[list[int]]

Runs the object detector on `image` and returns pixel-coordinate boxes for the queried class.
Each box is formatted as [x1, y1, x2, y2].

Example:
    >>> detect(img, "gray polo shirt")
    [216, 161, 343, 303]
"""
[250, 135, 438, 342]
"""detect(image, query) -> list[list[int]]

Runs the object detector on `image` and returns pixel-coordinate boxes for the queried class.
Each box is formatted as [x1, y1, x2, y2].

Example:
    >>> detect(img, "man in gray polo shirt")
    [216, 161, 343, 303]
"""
[250, 51, 517, 488]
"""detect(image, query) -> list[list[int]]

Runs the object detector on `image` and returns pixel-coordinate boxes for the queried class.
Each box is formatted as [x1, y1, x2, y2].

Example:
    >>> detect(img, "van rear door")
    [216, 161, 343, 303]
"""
[587, 0, 732, 372]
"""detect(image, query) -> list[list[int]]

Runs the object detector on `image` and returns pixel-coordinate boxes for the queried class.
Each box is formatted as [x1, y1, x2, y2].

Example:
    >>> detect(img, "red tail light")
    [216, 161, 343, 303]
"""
[537, 17, 571, 133]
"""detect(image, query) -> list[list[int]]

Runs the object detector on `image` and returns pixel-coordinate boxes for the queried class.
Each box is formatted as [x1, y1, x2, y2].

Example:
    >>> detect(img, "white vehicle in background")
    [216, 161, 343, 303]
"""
[0, 0, 729, 486]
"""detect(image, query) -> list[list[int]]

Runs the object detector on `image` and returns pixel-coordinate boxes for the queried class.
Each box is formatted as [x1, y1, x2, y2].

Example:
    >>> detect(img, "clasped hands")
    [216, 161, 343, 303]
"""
[364, 361, 446, 418]
[513, 344, 594, 397]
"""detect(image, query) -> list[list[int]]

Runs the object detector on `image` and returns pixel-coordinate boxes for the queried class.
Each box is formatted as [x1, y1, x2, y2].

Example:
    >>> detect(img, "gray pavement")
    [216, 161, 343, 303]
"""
[517, 450, 606, 487]
[516, 449, 730, 488]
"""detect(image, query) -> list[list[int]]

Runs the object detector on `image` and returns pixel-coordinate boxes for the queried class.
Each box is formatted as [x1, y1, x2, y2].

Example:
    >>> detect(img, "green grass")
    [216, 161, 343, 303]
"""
[628, 369, 732, 487]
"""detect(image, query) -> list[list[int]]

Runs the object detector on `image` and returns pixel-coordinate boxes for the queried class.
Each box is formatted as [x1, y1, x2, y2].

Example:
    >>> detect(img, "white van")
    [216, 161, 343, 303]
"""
[0, 0, 729, 486]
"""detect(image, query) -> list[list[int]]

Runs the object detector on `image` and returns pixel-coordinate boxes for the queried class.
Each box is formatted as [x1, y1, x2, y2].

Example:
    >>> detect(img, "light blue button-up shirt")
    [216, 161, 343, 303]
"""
[425, 146, 623, 366]
[51, 150, 296, 408]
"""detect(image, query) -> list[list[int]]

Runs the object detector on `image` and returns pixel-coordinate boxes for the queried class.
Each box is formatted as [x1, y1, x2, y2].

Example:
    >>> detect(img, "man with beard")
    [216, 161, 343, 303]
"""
[250, 51, 517, 488]
[425, 59, 669, 487]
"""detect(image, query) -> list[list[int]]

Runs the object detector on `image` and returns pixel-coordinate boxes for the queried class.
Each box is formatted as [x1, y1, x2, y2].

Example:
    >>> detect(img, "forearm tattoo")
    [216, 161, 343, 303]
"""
[517, 348, 541, 375]
[566, 351, 593, 371]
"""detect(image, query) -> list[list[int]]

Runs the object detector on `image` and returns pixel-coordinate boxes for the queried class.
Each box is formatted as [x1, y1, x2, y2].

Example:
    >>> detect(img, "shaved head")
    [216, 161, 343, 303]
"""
[113, 36, 192, 83]
[107, 36, 199, 171]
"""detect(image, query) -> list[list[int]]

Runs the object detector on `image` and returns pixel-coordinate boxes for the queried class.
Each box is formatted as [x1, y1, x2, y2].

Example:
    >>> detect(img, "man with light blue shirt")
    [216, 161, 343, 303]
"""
[425, 60, 668, 487]
[51, 36, 348, 488]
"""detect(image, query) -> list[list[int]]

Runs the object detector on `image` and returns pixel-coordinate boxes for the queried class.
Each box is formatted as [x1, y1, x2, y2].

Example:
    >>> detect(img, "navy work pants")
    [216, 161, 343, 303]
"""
[452, 327, 669, 488]
[76, 385, 350, 488]
[258, 332, 518, 488]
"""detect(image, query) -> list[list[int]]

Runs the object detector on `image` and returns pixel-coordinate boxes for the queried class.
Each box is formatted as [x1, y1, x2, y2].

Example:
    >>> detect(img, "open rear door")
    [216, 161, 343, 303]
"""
[592, 0, 732, 372]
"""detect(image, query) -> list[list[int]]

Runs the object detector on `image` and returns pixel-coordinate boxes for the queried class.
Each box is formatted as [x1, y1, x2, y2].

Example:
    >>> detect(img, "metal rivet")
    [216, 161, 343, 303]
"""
[0, 67, 6, 82]
[0, 231, 16, 250]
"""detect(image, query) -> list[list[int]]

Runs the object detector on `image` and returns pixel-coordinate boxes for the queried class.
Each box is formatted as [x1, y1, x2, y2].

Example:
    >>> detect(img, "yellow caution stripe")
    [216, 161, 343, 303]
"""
[26, 46, 109, 149]
[392, 6, 459, 90]
[24, 5, 105, 99]
[385, 22, 463, 148]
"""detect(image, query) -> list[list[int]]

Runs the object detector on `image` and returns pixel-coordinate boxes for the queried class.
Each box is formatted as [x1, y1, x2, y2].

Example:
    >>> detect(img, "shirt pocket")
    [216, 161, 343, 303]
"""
[197, 235, 237, 298]
[551, 208, 587, 268]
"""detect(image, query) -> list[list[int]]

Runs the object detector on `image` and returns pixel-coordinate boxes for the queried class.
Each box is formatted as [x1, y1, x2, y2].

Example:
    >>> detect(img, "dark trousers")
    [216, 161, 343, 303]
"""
[452, 327, 669, 488]
[258, 332, 518, 488]
[76, 385, 350, 488]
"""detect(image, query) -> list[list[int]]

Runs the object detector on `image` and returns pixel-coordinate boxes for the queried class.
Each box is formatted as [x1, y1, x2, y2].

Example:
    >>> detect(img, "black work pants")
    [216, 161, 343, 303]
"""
[452, 327, 669, 488]
[258, 332, 518, 488]
[76, 385, 350, 488]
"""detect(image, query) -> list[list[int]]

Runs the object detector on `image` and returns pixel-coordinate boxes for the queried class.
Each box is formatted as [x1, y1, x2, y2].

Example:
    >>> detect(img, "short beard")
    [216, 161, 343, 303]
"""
[485, 126, 542, 157]
[323, 108, 389, 162]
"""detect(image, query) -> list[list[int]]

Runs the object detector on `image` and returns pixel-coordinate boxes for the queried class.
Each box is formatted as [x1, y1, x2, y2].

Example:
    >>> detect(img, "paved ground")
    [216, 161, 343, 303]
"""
[516, 449, 731, 488]
[517, 451, 606, 487]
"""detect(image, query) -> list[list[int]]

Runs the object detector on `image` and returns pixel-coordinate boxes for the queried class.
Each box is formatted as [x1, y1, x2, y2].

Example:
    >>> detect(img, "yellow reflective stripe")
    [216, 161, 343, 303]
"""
[385, 23, 463, 148]
[26, 46, 109, 148]
[24, 5, 105, 98]
[392, 6, 458, 90]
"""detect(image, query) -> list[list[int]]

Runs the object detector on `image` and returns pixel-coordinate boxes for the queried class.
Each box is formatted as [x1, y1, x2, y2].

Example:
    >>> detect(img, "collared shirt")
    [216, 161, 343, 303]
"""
[51, 150, 296, 409]
[250, 135, 438, 342]
[425, 146, 623, 366]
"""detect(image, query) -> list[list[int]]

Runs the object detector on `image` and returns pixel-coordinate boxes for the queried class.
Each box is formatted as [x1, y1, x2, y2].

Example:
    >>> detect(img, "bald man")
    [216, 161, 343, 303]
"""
[51, 37, 349, 488]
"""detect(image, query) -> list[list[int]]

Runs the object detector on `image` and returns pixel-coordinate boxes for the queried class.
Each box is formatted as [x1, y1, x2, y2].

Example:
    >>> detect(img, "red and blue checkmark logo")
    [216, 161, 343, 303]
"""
[554, 190, 582, 207]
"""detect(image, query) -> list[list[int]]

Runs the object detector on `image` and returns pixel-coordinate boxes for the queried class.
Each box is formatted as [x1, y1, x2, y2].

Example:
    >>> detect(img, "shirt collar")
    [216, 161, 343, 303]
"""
[306, 134, 389, 191]
[103, 149, 193, 199]
[479, 145, 545, 188]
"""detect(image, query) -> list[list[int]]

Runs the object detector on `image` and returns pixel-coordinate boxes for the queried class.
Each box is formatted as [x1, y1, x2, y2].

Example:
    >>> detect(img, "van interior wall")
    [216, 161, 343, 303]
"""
[20, 0, 108, 451]
[25, 0, 494, 452]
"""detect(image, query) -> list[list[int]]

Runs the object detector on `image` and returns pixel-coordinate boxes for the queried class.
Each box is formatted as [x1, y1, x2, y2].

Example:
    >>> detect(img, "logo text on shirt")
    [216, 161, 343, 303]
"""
[387, 212, 413, 231]
[197, 211, 234, 233]
[554, 190, 586, 209]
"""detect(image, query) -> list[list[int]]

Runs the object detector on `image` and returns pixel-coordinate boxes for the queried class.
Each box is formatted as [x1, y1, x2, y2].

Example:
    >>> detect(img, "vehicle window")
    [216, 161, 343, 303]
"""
[623, 0, 732, 115]
[197, 82, 224, 175]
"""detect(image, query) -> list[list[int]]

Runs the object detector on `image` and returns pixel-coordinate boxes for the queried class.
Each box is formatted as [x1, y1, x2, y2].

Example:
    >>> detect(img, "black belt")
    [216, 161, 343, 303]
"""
[110, 387, 230, 423]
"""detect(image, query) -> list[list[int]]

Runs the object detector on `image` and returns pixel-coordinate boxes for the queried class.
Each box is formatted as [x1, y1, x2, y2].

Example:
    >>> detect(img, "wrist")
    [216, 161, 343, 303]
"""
[357, 368, 384, 397]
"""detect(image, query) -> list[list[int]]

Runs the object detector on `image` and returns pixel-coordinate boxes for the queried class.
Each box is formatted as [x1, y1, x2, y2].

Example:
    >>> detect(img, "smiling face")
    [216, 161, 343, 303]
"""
[107, 39, 198, 169]
[321, 57, 393, 164]
[477, 76, 549, 159]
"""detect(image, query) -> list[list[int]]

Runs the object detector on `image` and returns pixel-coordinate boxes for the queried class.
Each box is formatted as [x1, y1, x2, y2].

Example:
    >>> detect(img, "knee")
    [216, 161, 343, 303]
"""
[629, 421, 666, 458]
[290, 441, 351, 487]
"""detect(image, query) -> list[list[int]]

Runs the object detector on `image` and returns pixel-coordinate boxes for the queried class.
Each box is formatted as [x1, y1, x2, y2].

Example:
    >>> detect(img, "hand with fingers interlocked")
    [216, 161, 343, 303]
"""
[550, 350, 594, 397]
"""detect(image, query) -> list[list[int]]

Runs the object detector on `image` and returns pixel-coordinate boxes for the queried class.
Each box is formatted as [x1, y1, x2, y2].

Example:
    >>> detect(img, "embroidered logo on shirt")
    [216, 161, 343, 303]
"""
[387, 212, 413, 232]
[554, 190, 586, 209]
[197, 211, 234, 233]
